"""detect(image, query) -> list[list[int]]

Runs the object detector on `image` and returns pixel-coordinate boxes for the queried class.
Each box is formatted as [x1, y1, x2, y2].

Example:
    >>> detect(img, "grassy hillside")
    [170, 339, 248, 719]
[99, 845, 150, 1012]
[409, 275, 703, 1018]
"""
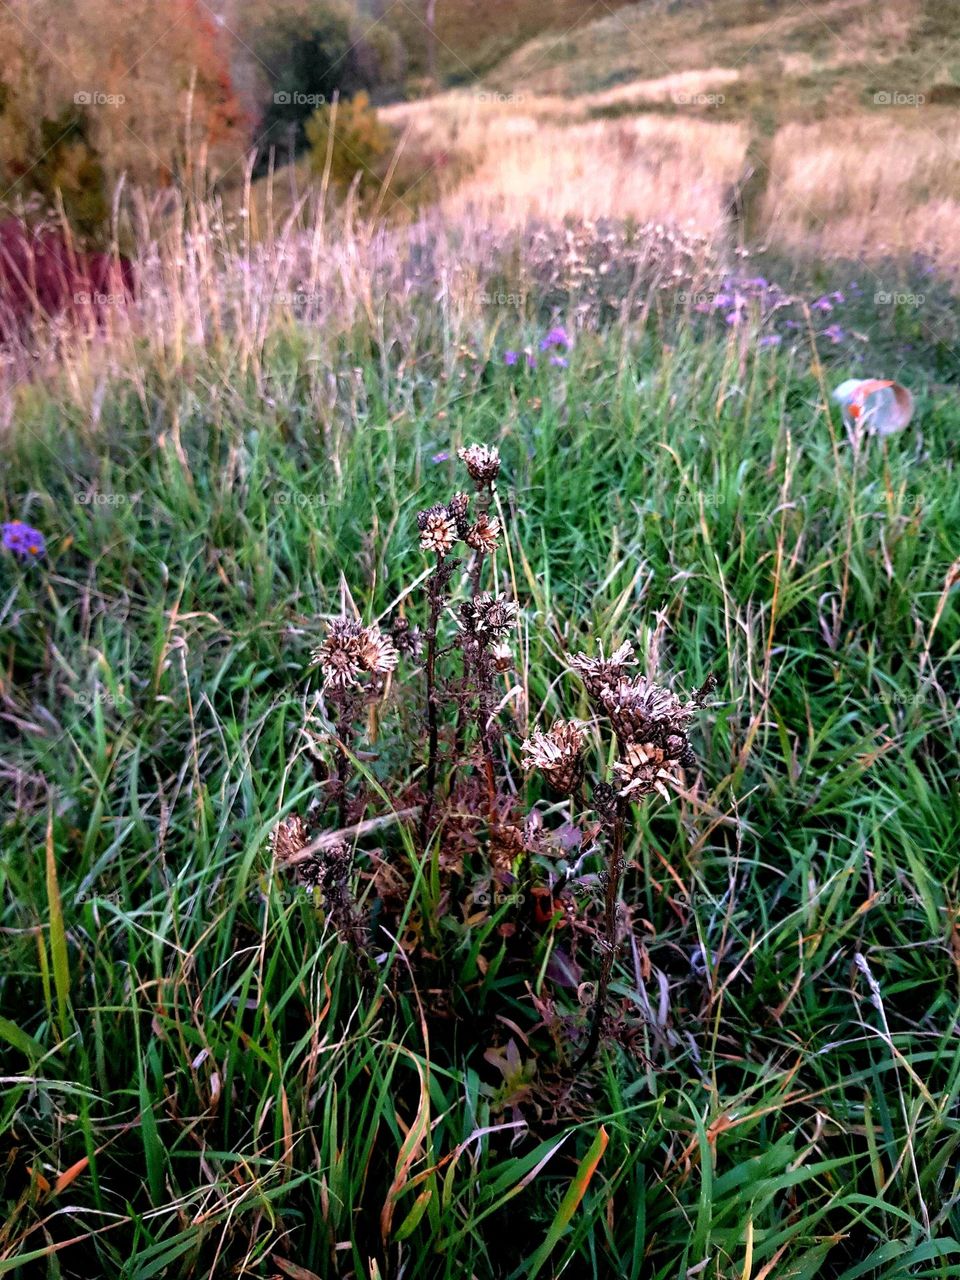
[487, 0, 960, 107]
[386, 0, 637, 83]
[370, 0, 960, 272]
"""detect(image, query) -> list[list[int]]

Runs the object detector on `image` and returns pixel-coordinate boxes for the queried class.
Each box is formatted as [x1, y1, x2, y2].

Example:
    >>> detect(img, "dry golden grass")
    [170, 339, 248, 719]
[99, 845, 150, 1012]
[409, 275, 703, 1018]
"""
[383, 57, 960, 272]
[762, 111, 960, 264]
[384, 92, 745, 231]
[443, 116, 744, 229]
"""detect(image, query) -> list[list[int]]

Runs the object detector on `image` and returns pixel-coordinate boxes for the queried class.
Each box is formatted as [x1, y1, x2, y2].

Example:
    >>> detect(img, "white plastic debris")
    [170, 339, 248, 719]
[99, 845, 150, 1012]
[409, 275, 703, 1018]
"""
[832, 378, 914, 436]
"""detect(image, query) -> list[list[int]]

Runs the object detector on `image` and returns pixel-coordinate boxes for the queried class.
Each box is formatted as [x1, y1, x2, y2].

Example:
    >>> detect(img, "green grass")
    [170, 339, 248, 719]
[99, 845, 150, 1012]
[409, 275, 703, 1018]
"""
[2, 316, 960, 1278]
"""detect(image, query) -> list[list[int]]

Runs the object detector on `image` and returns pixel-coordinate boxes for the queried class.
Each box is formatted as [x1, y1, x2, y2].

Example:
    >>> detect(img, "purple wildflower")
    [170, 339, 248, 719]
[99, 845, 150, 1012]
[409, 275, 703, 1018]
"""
[504, 350, 519, 366]
[549, 355, 568, 368]
[431, 451, 450, 464]
[821, 324, 846, 344]
[812, 296, 834, 313]
[526, 352, 538, 370]
[2, 521, 46, 561]
[758, 334, 782, 348]
[540, 326, 570, 351]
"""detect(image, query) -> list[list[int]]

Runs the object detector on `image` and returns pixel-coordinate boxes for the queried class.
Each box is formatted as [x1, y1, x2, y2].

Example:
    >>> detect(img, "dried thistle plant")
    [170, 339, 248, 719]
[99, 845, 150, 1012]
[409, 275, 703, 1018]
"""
[547, 648, 715, 1071]
[311, 617, 398, 824]
[263, 440, 715, 1089]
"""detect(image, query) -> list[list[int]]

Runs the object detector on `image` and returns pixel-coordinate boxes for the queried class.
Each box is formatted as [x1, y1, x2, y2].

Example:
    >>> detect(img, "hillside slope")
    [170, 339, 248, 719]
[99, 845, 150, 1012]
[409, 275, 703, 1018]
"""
[485, 0, 959, 116]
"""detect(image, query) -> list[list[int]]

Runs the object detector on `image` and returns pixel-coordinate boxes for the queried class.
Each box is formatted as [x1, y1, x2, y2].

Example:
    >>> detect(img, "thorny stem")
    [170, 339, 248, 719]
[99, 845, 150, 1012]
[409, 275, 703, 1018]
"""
[473, 643, 499, 819]
[573, 797, 626, 1073]
[420, 557, 445, 846]
[329, 688, 360, 830]
[452, 548, 485, 762]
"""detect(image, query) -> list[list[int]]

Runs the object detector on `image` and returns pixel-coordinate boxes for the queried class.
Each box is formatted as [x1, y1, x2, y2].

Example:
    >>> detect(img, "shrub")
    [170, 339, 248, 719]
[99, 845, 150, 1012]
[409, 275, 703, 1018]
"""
[250, 1, 407, 163]
[0, 107, 109, 244]
[305, 92, 394, 199]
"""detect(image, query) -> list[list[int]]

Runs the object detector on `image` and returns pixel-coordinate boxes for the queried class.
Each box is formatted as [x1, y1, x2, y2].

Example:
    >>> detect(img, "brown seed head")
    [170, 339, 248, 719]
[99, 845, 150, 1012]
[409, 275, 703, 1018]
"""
[418, 507, 459, 556]
[568, 640, 636, 698]
[311, 618, 366, 688]
[269, 814, 310, 862]
[458, 442, 501, 487]
[521, 719, 587, 796]
[465, 513, 501, 554]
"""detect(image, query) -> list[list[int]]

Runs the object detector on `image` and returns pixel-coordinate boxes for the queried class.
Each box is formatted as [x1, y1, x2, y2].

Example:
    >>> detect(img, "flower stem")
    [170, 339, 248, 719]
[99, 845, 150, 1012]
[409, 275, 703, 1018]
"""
[419, 559, 445, 846]
[573, 797, 625, 1072]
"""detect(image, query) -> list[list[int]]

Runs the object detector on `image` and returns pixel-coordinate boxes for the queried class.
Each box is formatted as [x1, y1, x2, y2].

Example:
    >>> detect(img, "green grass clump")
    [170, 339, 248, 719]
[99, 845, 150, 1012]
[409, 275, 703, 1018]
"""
[1, 316, 959, 1278]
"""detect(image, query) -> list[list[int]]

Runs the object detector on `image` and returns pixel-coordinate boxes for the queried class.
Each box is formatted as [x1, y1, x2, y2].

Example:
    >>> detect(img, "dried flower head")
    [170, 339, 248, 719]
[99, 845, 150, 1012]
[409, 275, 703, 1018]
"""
[311, 618, 399, 688]
[521, 719, 587, 796]
[458, 442, 501, 487]
[491, 641, 513, 672]
[460, 591, 519, 641]
[311, 618, 365, 688]
[447, 491, 472, 537]
[299, 840, 365, 946]
[465, 513, 501, 554]
[269, 814, 311, 862]
[417, 505, 459, 556]
[391, 616, 423, 658]
[568, 641, 636, 698]
[599, 677, 695, 754]
[612, 741, 674, 800]
[359, 624, 399, 676]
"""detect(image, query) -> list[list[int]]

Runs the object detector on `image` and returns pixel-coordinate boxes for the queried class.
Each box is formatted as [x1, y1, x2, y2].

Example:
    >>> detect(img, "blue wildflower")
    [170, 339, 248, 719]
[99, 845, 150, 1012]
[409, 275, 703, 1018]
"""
[2, 520, 46, 561]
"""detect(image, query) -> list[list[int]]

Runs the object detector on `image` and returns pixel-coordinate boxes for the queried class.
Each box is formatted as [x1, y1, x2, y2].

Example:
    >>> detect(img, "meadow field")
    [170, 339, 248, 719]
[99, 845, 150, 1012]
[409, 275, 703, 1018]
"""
[2, 1, 960, 1278]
